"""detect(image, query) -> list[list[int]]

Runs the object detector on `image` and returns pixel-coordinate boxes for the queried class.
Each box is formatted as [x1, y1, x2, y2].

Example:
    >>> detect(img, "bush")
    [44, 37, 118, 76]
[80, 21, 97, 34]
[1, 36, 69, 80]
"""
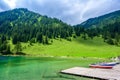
[66, 37, 72, 41]
[106, 38, 114, 45]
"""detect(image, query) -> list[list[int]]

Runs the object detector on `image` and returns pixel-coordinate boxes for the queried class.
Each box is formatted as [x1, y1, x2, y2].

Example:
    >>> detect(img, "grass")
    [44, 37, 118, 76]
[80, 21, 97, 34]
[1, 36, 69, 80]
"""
[2, 37, 119, 80]
[21, 37, 120, 58]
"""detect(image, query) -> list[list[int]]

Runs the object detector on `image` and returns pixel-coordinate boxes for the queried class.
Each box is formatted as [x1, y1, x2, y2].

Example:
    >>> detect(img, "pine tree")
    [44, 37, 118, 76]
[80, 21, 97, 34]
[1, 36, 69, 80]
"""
[14, 42, 22, 54]
[12, 34, 18, 44]
[45, 36, 49, 44]
[36, 32, 43, 43]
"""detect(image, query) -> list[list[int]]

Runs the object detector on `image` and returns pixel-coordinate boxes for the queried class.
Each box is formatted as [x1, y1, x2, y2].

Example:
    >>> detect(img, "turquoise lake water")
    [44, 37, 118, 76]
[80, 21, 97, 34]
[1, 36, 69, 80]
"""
[0, 56, 100, 80]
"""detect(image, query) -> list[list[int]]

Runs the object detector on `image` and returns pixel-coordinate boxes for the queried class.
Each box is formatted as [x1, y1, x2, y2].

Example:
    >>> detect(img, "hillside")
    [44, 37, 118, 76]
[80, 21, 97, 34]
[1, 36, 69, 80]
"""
[74, 10, 120, 46]
[0, 8, 73, 41]
[22, 37, 120, 58]
[0, 8, 120, 57]
[79, 10, 120, 28]
[0, 8, 67, 27]
[0, 8, 74, 55]
[0, 8, 73, 38]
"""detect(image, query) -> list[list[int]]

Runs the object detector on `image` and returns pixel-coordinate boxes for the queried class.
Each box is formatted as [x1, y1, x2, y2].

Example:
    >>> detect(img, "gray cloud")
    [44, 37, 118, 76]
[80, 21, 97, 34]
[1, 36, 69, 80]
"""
[0, 0, 120, 25]
[0, 0, 10, 11]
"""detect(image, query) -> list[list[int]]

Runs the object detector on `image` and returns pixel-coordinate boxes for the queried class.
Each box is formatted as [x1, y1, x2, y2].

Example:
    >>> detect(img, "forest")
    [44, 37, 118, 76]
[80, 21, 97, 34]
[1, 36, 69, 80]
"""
[0, 8, 120, 55]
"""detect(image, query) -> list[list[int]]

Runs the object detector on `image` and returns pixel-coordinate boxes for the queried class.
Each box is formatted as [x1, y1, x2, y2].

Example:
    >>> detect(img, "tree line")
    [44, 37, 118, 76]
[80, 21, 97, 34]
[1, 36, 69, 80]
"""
[0, 8, 120, 55]
[1, 22, 120, 55]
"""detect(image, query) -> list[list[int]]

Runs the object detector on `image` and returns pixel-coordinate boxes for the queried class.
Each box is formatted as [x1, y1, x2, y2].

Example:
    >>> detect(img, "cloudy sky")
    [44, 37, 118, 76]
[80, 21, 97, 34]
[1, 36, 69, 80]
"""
[0, 0, 120, 25]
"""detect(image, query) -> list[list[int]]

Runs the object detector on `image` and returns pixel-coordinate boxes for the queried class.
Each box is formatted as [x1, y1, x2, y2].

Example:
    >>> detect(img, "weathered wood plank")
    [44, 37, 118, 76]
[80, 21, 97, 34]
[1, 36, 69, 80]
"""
[61, 65, 120, 80]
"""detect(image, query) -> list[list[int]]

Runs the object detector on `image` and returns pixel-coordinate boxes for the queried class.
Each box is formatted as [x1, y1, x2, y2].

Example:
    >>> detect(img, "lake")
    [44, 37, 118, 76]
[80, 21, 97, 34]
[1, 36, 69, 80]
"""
[0, 56, 103, 80]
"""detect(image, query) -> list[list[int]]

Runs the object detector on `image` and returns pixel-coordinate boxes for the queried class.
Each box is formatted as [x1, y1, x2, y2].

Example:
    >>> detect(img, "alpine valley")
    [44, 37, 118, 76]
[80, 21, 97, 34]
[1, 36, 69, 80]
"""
[0, 8, 120, 58]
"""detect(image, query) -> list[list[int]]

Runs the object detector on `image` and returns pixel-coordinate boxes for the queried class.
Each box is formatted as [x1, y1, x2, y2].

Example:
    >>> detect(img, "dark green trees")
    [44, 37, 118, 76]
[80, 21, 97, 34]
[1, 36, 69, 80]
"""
[0, 35, 11, 55]
[0, 8, 120, 56]
[36, 32, 43, 43]
[12, 34, 18, 44]
[0, 8, 74, 45]
[102, 22, 120, 45]
[14, 42, 22, 54]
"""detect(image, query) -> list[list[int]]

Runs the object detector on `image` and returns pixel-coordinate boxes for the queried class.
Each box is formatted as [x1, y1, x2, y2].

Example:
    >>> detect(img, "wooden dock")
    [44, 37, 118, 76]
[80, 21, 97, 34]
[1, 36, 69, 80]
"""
[60, 65, 120, 80]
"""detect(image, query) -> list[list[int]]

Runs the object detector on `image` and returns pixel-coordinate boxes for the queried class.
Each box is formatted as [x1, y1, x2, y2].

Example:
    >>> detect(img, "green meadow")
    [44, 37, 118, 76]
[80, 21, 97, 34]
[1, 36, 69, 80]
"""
[1, 5, 120, 80]
[21, 37, 120, 58]
[2, 36, 118, 80]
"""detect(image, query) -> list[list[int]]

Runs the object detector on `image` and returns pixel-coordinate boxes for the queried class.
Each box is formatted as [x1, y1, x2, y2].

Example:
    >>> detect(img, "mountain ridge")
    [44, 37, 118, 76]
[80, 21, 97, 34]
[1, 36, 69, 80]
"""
[0, 8, 120, 55]
[79, 10, 120, 28]
[0, 8, 66, 26]
[0, 8, 73, 44]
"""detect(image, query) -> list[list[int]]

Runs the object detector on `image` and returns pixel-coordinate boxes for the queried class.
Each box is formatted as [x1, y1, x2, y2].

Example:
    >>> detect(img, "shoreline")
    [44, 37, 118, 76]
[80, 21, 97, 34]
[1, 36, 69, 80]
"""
[0, 54, 109, 60]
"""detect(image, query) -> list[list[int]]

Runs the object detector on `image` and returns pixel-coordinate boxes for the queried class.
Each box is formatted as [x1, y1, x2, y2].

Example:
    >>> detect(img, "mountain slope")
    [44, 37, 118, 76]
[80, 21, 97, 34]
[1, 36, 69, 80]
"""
[0, 8, 74, 54]
[0, 8, 73, 42]
[79, 10, 120, 28]
[0, 8, 70, 29]
[0, 8, 120, 57]
[0, 8, 64, 26]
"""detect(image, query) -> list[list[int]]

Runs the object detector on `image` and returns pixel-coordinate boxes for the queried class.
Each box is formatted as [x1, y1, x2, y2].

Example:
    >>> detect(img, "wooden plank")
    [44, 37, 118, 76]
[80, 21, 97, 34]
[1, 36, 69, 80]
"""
[60, 65, 120, 80]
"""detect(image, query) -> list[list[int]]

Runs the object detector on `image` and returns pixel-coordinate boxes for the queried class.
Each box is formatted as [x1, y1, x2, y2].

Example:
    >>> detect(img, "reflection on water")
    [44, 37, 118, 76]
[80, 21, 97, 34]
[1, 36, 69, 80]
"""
[0, 56, 97, 80]
[0, 56, 26, 67]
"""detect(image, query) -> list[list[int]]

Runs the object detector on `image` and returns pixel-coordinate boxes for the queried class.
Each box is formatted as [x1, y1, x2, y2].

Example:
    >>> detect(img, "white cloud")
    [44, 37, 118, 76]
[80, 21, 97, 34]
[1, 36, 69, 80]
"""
[79, 0, 108, 21]
[1, 0, 120, 25]
[3, 0, 16, 9]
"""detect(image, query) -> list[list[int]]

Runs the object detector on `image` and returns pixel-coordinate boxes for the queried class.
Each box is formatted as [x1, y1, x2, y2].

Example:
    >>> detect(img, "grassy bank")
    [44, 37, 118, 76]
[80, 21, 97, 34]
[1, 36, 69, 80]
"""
[20, 37, 120, 58]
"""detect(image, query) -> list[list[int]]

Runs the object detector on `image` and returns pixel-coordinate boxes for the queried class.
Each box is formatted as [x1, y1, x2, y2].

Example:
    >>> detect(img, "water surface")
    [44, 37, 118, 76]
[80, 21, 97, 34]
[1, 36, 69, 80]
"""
[0, 56, 100, 80]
